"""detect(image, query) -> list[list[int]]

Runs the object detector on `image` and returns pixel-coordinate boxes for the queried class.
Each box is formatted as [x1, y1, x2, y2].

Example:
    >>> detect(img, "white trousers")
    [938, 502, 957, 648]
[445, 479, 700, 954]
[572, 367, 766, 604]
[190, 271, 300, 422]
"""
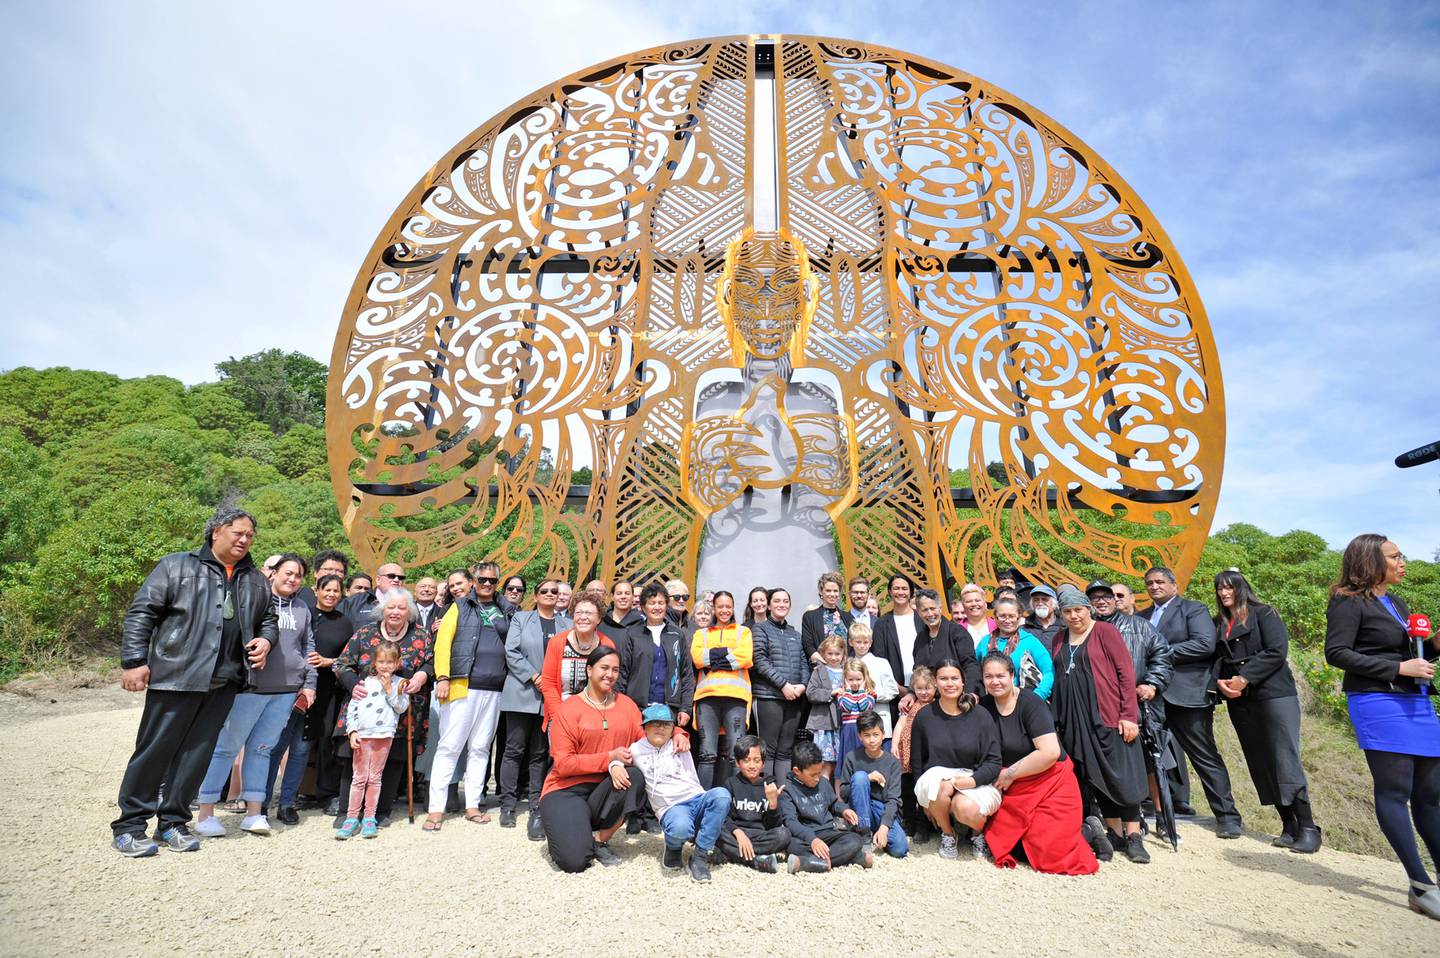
[428, 689, 502, 813]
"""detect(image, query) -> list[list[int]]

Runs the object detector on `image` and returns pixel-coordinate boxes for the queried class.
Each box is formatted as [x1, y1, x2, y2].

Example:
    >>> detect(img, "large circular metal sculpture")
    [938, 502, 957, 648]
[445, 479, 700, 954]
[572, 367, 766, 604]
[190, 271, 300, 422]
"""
[327, 35, 1225, 595]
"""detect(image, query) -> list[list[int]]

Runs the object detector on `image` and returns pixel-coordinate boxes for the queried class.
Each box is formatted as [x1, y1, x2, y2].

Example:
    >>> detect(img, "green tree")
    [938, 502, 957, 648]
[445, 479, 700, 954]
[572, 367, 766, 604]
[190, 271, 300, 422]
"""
[0, 428, 69, 585]
[216, 349, 328, 434]
[273, 424, 328, 478]
[0, 367, 120, 448]
[24, 482, 209, 644]
[243, 480, 347, 558]
[184, 382, 252, 432]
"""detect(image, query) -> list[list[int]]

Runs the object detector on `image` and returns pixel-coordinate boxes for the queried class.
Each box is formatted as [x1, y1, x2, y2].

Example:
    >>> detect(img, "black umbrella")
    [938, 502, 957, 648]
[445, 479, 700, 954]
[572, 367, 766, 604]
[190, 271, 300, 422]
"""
[1139, 700, 1180, 852]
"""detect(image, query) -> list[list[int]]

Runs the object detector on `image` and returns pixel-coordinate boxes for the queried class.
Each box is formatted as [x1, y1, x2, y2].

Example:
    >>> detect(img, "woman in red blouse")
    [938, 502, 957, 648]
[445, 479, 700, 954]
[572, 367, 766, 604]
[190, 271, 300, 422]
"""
[540, 645, 646, 872]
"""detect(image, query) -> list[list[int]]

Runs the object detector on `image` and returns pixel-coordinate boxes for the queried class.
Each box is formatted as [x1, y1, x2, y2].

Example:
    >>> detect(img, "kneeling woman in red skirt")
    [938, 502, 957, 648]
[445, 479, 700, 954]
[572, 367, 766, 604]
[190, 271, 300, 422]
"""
[980, 653, 1098, 875]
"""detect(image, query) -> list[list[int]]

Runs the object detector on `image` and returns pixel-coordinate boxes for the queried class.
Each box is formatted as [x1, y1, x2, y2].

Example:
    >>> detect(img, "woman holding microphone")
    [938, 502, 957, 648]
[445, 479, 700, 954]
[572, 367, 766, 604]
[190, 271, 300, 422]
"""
[1325, 534, 1440, 918]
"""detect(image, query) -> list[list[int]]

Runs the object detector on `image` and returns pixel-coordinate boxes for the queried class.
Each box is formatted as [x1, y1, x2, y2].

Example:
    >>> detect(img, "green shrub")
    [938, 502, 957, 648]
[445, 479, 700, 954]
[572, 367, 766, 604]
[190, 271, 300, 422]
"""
[23, 482, 209, 647]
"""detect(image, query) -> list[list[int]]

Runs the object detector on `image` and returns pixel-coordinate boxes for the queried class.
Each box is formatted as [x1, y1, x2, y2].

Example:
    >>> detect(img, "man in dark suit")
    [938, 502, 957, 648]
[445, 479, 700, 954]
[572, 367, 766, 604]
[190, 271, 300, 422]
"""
[1145, 565, 1241, 837]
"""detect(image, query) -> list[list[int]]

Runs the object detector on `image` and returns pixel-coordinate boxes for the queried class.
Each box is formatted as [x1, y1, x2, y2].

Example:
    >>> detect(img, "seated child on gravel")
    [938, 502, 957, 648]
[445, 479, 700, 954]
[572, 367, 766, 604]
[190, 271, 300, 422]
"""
[839, 710, 908, 858]
[337, 641, 409, 840]
[628, 703, 728, 882]
[715, 735, 790, 872]
[779, 739, 871, 873]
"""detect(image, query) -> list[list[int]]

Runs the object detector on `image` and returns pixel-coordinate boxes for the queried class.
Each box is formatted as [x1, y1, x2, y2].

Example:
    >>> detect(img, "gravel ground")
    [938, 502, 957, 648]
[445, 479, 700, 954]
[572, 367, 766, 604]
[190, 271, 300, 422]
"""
[0, 688, 1433, 957]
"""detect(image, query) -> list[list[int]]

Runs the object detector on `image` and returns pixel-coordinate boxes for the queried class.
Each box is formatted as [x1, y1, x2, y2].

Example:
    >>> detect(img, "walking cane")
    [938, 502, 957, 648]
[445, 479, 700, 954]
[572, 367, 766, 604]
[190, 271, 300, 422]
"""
[406, 709, 415, 824]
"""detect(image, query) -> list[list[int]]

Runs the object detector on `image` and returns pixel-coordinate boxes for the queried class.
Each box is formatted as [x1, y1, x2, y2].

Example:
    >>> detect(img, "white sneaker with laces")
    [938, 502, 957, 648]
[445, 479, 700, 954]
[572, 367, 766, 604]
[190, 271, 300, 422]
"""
[938, 834, 959, 860]
[240, 814, 271, 835]
[193, 816, 226, 838]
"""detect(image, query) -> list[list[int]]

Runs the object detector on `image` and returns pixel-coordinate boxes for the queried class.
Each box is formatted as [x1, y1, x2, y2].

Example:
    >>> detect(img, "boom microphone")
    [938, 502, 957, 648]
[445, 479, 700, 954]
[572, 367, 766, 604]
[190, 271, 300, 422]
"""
[1395, 440, 1440, 469]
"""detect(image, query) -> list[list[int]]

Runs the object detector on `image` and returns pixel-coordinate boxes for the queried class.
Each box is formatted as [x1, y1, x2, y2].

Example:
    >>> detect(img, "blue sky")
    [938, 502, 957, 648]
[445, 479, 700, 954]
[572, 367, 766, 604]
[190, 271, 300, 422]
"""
[3, 1, 1438, 555]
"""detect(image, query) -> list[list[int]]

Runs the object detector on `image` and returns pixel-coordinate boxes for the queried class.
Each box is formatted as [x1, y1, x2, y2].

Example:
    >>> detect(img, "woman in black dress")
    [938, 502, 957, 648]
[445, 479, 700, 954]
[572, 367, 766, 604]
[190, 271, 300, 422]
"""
[1213, 570, 1319, 853]
[1049, 585, 1149, 864]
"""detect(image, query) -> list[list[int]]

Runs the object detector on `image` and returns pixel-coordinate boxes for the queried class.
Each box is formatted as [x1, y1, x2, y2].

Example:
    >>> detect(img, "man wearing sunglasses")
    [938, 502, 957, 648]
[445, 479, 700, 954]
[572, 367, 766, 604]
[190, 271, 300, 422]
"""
[340, 562, 407, 622]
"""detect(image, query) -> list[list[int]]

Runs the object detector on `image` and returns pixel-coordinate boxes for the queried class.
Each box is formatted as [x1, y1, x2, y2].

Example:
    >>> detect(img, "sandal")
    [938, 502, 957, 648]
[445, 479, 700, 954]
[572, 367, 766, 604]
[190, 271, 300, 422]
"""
[463, 810, 491, 824]
[221, 799, 247, 814]
[422, 817, 443, 833]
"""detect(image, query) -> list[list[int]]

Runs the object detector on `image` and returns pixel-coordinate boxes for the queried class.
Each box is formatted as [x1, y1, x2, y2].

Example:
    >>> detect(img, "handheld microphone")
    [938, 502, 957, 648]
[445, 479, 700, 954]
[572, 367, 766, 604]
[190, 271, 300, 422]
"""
[1409, 614, 1432, 693]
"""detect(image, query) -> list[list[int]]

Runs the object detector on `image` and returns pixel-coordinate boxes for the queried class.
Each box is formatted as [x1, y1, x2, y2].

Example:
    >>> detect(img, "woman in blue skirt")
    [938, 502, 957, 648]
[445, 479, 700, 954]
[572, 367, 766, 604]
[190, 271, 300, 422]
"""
[1325, 533, 1440, 919]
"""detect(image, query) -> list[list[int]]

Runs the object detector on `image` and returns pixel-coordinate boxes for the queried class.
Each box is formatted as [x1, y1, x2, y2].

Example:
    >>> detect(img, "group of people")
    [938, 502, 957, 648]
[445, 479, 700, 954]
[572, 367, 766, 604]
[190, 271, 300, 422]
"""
[109, 508, 1440, 914]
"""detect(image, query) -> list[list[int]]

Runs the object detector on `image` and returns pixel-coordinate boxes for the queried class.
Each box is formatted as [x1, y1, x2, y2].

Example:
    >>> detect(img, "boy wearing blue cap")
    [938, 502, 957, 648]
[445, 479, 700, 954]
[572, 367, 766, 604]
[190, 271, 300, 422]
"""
[629, 703, 730, 882]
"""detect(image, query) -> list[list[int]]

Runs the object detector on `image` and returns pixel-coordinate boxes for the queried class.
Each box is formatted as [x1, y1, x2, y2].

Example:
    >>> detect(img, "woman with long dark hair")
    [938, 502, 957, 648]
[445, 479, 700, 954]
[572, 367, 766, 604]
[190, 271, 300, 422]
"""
[909, 659, 1002, 861]
[1213, 570, 1319, 852]
[539, 645, 646, 872]
[1325, 534, 1440, 918]
[979, 653, 1097, 875]
[743, 587, 769, 627]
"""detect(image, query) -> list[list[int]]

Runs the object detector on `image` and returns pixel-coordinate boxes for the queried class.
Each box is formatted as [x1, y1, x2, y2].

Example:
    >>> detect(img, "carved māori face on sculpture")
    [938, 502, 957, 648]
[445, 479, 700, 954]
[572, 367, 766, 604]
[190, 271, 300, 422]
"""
[720, 229, 814, 363]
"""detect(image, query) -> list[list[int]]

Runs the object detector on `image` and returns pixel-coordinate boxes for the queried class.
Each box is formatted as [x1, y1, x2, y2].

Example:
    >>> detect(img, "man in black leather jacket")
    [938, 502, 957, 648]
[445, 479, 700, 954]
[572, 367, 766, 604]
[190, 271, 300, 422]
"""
[111, 507, 278, 857]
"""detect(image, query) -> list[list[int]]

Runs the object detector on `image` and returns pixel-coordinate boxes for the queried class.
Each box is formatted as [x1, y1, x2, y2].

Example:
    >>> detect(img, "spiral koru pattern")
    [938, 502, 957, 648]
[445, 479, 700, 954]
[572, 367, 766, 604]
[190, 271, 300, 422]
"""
[328, 35, 1223, 593]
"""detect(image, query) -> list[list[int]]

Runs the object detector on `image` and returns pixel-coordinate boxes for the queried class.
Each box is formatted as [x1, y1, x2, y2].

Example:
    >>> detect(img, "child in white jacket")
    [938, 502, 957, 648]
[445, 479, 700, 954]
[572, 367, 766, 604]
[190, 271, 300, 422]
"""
[338, 642, 409, 840]
[849, 623, 899, 741]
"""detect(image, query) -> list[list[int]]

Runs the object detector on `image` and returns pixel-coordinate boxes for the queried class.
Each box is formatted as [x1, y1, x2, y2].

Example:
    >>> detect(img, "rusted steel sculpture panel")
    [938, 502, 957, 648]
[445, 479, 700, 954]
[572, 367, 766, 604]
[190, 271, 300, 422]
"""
[327, 36, 1224, 592]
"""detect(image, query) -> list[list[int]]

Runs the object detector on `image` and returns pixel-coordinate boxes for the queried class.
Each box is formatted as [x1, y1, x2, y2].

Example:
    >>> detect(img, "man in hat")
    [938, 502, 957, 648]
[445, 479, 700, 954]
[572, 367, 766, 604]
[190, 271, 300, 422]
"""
[1025, 584, 1063, 645]
[628, 703, 726, 882]
[1087, 580, 1176, 835]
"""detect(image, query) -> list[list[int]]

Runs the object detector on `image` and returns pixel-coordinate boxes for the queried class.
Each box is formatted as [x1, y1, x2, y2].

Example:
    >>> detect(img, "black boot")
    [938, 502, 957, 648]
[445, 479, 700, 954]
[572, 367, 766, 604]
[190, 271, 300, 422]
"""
[1289, 798, 1321, 854]
[1271, 804, 1298, 848]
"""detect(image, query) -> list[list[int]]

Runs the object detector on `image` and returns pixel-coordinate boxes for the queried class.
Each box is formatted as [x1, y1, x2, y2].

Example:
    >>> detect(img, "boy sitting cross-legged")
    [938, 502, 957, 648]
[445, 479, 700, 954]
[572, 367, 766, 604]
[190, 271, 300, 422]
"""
[715, 735, 791, 872]
[628, 703, 729, 882]
[779, 739, 872, 873]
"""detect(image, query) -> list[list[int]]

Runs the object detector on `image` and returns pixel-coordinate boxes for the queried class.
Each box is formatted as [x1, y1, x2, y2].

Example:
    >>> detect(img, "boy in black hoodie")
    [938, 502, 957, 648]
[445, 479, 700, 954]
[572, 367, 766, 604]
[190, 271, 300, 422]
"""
[779, 740, 871, 873]
[715, 735, 790, 872]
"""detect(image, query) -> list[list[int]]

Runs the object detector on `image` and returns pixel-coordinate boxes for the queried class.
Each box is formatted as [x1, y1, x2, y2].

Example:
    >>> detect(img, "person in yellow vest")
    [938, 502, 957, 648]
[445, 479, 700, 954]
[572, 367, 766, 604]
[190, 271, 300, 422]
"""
[691, 590, 754, 790]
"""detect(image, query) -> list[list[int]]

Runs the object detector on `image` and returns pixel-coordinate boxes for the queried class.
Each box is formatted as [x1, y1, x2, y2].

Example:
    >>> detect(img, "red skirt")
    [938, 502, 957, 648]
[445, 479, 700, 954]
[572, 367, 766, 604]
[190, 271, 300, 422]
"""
[986, 756, 1098, 876]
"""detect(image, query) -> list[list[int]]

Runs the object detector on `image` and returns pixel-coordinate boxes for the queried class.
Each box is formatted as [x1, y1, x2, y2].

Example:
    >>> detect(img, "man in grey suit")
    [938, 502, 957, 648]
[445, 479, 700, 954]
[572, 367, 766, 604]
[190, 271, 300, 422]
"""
[1145, 565, 1241, 838]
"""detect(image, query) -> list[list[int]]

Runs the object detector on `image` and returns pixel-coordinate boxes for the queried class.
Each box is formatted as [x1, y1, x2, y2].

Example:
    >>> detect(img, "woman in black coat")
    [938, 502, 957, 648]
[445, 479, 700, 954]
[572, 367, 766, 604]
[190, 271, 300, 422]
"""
[1324, 534, 1440, 919]
[1213, 570, 1318, 852]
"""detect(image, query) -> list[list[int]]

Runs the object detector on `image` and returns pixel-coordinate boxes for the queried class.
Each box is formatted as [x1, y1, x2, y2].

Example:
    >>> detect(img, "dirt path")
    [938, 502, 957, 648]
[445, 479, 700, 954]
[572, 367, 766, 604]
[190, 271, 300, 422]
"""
[0, 687, 1431, 957]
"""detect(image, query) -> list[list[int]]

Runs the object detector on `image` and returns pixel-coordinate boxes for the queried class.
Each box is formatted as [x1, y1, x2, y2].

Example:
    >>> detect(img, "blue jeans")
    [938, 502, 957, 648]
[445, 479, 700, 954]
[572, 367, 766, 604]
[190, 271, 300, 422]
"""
[263, 710, 311, 808]
[660, 787, 730, 853]
[849, 770, 909, 857]
[196, 693, 295, 804]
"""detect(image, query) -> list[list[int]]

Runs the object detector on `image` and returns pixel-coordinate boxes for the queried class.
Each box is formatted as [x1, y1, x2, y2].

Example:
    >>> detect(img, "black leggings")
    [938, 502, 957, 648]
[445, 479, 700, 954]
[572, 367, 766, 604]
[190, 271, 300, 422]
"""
[755, 698, 803, 780]
[1364, 749, 1440, 885]
[540, 768, 646, 873]
[498, 711, 547, 811]
[696, 697, 748, 789]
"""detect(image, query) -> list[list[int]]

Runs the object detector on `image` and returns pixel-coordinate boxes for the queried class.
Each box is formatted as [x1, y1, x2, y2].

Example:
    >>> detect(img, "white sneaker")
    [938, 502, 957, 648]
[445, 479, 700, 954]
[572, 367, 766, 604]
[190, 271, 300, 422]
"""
[938, 834, 959, 860]
[240, 814, 271, 835]
[193, 816, 226, 838]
